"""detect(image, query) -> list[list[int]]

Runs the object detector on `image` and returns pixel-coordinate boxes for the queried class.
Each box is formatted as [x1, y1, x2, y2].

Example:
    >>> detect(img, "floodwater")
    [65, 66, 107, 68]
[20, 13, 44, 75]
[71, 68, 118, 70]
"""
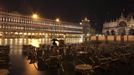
[9, 45, 44, 75]
[0, 38, 57, 75]
[2, 38, 134, 75]
[7, 39, 46, 75]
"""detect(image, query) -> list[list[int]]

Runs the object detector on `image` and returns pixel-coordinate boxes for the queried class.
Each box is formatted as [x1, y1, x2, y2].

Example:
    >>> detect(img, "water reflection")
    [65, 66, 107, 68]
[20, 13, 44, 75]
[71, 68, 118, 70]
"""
[0, 38, 82, 75]
[23, 58, 44, 75]
[30, 39, 40, 47]
[0, 38, 43, 75]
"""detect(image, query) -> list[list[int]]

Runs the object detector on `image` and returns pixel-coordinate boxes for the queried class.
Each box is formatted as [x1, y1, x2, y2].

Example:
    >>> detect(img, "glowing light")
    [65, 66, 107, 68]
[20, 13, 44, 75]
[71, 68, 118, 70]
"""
[32, 13, 38, 19]
[30, 39, 39, 47]
[24, 33, 27, 35]
[80, 35, 84, 43]
[96, 34, 99, 36]
[84, 17, 88, 21]
[80, 22, 82, 25]
[56, 18, 60, 22]
[45, 34, 48, 38]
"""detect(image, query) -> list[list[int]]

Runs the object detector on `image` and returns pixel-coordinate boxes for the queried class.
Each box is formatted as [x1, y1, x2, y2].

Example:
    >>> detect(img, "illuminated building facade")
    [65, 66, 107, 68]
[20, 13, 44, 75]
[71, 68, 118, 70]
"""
[0, 11, 83, 45]
[103, 14, 134, 35]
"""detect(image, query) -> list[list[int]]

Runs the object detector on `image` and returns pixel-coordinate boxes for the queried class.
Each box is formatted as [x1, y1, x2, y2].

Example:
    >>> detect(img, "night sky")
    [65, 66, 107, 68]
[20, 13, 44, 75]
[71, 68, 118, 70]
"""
[0, 0, 134, 32]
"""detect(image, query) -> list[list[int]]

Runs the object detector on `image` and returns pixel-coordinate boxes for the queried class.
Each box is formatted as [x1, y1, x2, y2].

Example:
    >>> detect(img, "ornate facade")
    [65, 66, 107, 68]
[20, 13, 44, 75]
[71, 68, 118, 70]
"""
[103, 15, 134, 35]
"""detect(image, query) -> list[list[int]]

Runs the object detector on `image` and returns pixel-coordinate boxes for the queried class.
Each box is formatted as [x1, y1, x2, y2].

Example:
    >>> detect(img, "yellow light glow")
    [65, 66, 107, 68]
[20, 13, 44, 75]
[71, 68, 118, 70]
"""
[32, 13, 38, 19]
[30, 39, 39, 47]
[80, 35, 84, 43]
[56, 18, 60, 22]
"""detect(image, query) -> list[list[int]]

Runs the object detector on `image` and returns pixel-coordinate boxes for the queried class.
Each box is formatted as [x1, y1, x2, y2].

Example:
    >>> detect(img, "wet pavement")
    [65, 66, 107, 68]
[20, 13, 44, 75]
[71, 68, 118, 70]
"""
[0, 39, 47, 75]
[4, 45, 75, 75]
[1, 42, 134, 75]
[7, 45, 46, 75]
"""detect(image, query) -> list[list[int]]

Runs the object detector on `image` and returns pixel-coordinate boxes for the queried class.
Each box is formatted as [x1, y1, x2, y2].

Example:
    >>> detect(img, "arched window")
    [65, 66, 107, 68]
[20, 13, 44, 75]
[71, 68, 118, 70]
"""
[118, 21, 127, 27]
[106, 31, 110, 35]
[129, 29, 134, 35]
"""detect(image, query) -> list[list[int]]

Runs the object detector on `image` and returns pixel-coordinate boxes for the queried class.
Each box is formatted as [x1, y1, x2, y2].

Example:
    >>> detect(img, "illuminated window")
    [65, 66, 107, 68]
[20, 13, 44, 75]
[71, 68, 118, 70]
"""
[17, 19, 20, 23]
[23, 20, 26, 23]
[22, 20, 24, 23]
[8, 18, 11, 22]
[13, 19, 16, 22]
[27, 21, 29, 24]
[30, 21, 32, 24]
[27, 20, 29, 24]
[24, 20, 26, 23]
[16, 19, 18, 23]
[5, 18, 7, 22]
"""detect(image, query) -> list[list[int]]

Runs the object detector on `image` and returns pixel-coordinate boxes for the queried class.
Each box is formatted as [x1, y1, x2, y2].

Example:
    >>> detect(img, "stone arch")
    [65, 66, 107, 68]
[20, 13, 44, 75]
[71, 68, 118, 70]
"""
[118, 21, 127, 27]
[106, 31, 110, 35]
[129, 29, 134, 35]
[111, 30, 115, 35]
[118, 28, 126, 35]
[117, 21, 127, 35]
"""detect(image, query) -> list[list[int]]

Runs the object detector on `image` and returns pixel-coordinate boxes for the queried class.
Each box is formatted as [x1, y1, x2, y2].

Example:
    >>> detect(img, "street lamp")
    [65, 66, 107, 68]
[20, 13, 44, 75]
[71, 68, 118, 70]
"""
[80, 22, 82, 25]
[32, 13, 39, 20]
[56, 18, 60, 23]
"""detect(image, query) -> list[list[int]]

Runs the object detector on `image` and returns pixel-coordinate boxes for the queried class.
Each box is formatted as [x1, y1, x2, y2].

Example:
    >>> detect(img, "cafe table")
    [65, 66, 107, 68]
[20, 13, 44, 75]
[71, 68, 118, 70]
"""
[75, 64, 92, 75]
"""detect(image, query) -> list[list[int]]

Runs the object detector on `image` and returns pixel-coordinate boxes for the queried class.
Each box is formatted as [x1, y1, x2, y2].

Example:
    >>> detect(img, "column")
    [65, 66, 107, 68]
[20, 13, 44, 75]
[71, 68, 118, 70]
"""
[2, 32, 5, 45]
[26, 32, 28, 45]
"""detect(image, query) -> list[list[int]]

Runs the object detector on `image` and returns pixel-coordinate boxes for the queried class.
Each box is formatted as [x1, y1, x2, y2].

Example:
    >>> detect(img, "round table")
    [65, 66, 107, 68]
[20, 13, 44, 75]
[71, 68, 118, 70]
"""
[75, 64, 92, 75]
[75, 64, 92, 70]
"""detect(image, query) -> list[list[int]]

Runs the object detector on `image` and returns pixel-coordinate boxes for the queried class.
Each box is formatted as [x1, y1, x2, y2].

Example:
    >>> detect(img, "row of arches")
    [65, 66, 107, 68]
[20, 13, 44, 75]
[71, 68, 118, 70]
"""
[106, 30, 115, 35]
[106, 29, 134, 35]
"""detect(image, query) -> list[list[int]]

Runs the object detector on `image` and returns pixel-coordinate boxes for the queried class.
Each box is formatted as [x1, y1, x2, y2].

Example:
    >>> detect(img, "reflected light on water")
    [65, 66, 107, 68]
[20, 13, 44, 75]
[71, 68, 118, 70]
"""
[23, 58, 41, 75]
[30, 39, 40, 47]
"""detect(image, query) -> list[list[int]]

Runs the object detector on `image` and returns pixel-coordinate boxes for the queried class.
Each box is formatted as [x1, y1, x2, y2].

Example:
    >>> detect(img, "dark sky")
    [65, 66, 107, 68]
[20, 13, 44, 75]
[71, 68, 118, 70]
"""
[0, 0, 134, 32]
